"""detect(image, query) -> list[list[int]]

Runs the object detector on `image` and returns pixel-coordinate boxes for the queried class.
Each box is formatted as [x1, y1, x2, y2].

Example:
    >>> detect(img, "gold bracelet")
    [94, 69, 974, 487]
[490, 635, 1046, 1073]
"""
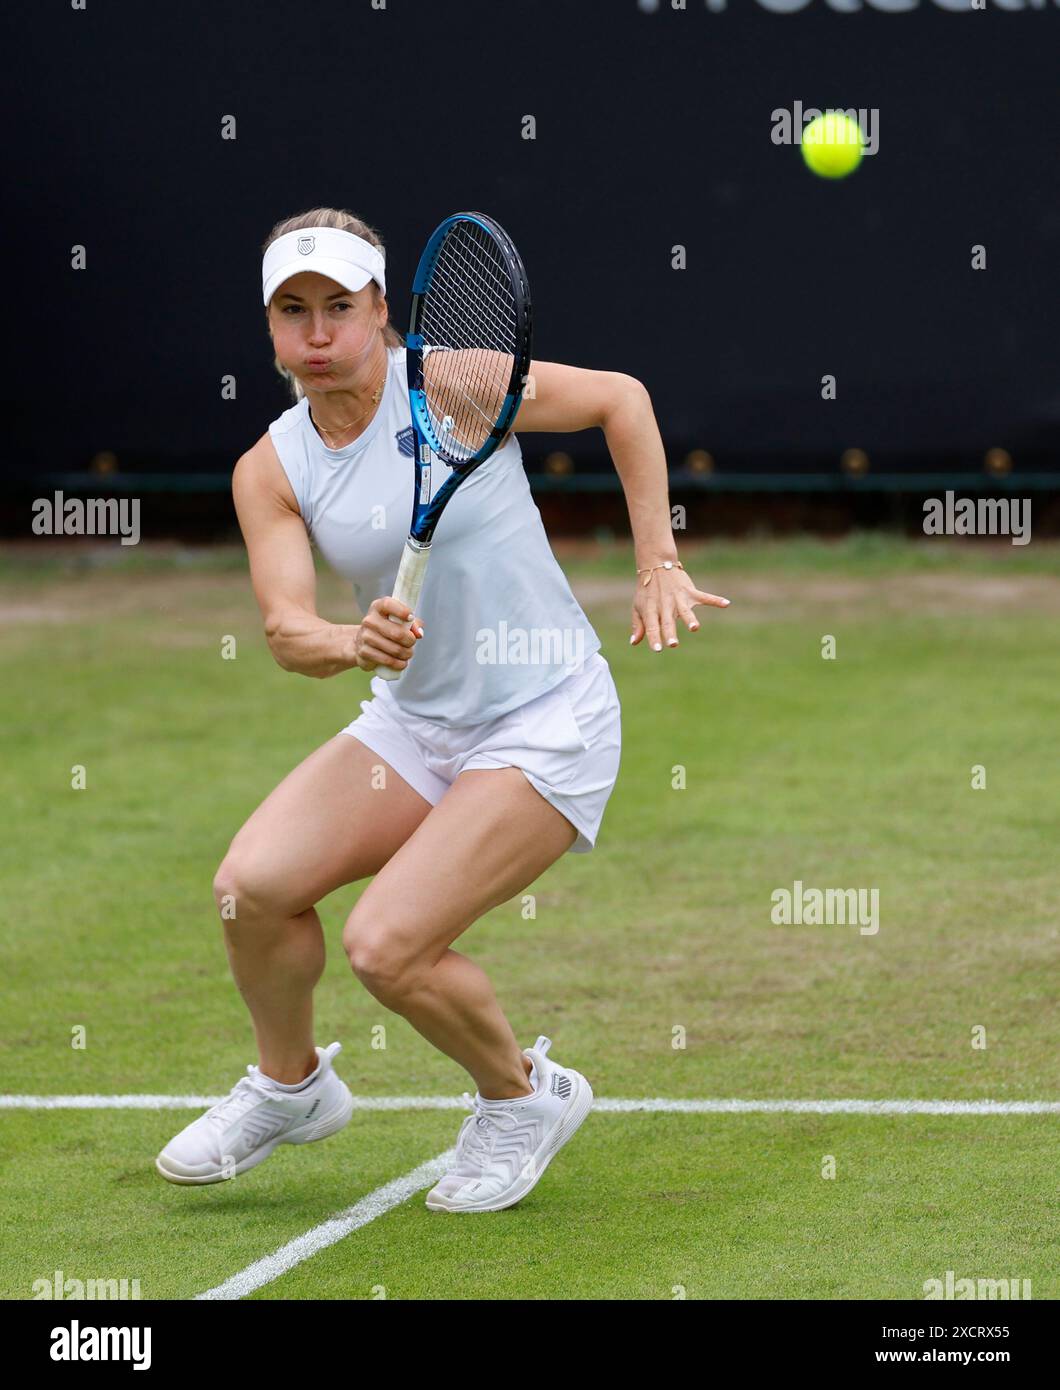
[636, 559, 684, 587]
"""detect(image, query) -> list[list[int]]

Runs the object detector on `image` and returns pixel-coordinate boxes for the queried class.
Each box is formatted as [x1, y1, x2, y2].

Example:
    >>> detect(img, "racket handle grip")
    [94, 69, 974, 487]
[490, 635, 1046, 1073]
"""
[376, 539, 431, 682]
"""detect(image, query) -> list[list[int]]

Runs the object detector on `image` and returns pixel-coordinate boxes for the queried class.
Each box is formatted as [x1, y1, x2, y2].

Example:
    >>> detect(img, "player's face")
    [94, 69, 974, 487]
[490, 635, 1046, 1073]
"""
[268, 272, 386, 388]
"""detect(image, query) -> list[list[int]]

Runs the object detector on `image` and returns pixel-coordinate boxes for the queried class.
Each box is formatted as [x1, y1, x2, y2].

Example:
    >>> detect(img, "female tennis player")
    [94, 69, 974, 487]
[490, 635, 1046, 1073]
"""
[156, 208, 729, 1210]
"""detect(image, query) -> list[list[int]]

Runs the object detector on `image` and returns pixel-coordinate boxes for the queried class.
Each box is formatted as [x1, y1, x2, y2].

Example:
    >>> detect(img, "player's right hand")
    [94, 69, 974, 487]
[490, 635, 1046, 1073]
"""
[353, 596, 425, 672]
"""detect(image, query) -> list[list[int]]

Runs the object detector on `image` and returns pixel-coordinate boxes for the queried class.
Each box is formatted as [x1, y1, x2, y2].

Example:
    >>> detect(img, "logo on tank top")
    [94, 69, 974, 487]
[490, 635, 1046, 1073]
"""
[395, 426, 415, 458]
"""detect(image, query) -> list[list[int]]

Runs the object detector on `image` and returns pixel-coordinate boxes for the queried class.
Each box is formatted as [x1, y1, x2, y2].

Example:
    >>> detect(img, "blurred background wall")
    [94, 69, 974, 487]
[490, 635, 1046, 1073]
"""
[5, 0, 1058, 536]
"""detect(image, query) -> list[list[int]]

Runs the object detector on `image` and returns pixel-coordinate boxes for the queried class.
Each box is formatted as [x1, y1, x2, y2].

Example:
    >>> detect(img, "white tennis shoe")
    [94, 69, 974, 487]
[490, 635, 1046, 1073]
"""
[155, 1041, 354, 1185]
[425, 1036, 593, 1213]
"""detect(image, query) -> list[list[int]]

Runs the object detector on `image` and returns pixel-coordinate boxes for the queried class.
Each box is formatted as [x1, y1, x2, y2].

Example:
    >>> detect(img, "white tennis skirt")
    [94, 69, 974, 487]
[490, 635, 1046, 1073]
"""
[339, 651, 622, 854]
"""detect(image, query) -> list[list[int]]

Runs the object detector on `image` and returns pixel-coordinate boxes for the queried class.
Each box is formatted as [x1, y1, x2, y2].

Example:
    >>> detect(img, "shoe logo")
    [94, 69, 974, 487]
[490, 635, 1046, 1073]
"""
[304, 1098, 321, 1121]
[239, 1115, 288, 1147]
[550, 1074, 572, 1099]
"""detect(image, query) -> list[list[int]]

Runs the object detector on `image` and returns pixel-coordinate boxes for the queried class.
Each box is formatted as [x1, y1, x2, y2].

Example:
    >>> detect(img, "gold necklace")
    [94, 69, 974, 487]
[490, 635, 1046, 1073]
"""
[310, 372, 386, 448]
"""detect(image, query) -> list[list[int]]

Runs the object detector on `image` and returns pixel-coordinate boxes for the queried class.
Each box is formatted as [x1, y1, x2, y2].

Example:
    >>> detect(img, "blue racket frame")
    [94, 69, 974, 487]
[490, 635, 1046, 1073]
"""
[403, 211, 533, 545]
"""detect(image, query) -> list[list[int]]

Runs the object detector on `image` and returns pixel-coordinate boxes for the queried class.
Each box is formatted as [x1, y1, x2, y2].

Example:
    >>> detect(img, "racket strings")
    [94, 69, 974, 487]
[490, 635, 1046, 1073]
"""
[429, 261, 513, 359]
[431, 251, 515, 343]
[433, 222, 517, 336]
[423, 358, 499, 423]
[425, 258, 515, 375]
[418, 222, 521, 460]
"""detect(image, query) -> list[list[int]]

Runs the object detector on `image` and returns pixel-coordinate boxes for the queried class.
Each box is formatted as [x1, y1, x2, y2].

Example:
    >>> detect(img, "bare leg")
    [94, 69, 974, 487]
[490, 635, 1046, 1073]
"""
[213, 734, 435, 1083]
[343, 767, 579, 1099]
[220, 905, 325, 1086]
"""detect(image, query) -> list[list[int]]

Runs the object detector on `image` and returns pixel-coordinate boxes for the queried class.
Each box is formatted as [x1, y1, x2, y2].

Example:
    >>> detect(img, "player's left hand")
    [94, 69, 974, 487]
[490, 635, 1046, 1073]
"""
[630, 566, 730, 651]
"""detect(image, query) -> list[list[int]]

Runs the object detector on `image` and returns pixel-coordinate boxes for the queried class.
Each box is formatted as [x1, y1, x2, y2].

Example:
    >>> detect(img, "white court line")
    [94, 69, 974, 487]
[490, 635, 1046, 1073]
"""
[195, 1097, 1058, 1299]
[5, 1092, 1056, 1301]
[1, 1094, 1057, 1114]
[0, 1095, 470, 1111]
[196, 1149, 457, 1300]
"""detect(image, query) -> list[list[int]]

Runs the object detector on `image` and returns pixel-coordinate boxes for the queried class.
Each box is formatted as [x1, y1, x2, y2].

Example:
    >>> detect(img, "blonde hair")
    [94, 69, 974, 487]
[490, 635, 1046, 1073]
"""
[262, 207, 403, 402]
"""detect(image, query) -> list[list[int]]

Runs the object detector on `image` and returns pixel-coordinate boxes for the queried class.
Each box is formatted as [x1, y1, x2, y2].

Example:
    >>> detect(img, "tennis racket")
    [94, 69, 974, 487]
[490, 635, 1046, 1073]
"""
[377, 211, 533, 680]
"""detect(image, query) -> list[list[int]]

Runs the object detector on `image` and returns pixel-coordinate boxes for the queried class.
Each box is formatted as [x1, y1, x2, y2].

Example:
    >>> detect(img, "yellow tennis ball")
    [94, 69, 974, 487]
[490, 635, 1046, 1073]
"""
[801, 113, 864, 179]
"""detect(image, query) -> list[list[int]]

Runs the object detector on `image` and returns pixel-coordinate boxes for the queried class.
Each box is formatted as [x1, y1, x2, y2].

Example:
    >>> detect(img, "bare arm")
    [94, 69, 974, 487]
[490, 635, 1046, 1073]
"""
[232, 437, 358, 677]
[511, 360, 730, 648]
[513, 362, 677, 570]
[232, 436, 421, 678]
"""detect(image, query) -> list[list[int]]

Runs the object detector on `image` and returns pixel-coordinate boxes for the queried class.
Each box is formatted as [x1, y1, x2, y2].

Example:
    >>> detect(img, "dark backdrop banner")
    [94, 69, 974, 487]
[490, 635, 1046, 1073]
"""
[4, 0, 1058, 480]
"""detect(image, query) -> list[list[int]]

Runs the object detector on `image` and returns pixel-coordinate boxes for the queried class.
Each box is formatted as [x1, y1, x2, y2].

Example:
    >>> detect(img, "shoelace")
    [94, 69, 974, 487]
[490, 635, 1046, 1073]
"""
[206, 1071, 274, 1129]
[455, 1091, 520, 1171]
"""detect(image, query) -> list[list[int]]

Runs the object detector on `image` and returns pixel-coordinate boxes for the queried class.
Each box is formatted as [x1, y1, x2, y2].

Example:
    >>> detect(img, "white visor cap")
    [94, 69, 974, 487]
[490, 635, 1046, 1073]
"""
[262, 227, 387, 306]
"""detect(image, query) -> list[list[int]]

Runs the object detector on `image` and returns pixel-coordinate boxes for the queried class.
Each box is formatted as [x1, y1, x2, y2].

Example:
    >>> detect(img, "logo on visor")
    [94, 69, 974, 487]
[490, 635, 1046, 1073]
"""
[297, 236, 316, 256]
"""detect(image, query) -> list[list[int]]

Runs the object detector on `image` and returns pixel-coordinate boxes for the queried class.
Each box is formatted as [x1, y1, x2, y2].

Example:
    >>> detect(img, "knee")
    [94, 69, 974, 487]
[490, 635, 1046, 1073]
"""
[343, 918, 423, 1003]
[213, 849, 296, 925]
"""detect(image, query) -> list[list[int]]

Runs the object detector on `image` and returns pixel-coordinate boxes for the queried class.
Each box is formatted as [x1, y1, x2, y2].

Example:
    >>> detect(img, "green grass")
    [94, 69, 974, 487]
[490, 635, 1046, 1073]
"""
[1, 537, 1057, 1300]
[565, 531, 1060, 580]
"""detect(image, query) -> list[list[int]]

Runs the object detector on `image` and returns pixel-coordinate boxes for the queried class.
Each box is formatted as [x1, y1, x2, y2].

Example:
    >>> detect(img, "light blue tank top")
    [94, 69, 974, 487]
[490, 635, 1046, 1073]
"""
[268, 345, 602, 727]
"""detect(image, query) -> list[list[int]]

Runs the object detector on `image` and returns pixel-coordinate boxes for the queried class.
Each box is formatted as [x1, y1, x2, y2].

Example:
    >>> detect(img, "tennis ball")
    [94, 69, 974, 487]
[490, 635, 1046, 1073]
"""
[801, 113, 864, 179]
